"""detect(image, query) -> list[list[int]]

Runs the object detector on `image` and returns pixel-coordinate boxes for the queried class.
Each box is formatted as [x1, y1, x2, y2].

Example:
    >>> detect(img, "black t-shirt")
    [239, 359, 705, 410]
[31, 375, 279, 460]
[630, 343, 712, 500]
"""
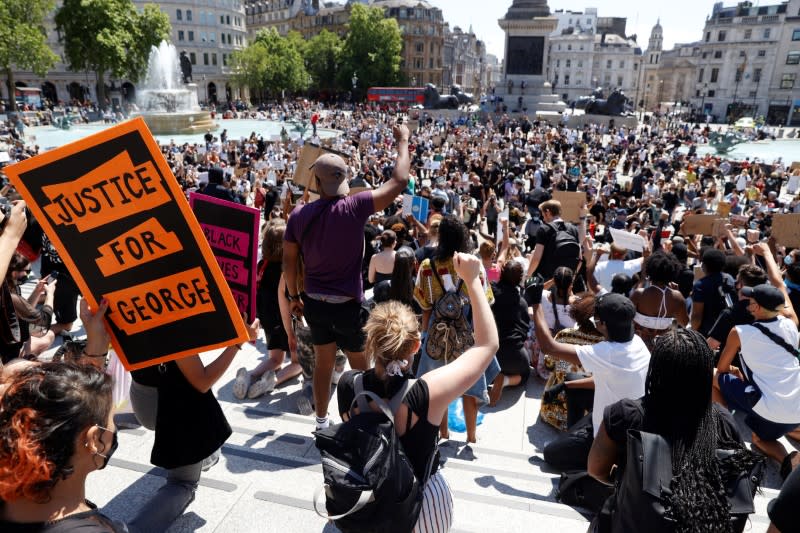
[337, 370, 439, 481]
[692, 272, 736, 337]
[603, 398, 742, 480]
[490, 280, 530, 352]
[707, 299, 753, 348]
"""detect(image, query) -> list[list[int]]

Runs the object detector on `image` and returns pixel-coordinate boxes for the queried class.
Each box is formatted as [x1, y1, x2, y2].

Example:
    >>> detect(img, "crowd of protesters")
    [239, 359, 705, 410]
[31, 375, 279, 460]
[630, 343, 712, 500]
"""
[0, 97, 800, 532]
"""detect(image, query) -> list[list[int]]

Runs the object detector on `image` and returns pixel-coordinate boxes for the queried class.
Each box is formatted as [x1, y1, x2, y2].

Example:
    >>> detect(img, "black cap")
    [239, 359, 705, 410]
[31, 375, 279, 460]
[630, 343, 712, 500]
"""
[741, 284, 785, 312]
[594, 293, 636, 342]
[208, 167, 224, 184]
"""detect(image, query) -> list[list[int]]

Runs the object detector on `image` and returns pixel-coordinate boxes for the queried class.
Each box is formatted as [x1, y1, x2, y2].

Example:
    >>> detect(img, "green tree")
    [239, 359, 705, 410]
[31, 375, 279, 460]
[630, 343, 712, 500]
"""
[338, 4, 403, 96]
[55, 0, 170, 109]
[230, 28, 308, 101]
[0, 0, 58, 111]
[305, 30, 342, 96]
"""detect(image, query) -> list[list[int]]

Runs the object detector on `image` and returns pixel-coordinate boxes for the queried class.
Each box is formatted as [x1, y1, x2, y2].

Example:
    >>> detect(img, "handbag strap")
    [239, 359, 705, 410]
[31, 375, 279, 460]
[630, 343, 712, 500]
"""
[751, 322, 800, 361]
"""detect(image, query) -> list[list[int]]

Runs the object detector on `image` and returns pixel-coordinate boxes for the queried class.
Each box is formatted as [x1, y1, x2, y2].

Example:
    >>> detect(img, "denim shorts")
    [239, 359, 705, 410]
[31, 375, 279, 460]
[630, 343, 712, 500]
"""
[717, 373, 800, 441]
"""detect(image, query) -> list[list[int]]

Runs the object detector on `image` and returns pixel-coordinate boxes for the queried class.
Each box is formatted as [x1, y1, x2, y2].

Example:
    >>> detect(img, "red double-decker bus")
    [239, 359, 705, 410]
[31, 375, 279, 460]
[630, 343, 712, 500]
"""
[366, 87, 425, 105]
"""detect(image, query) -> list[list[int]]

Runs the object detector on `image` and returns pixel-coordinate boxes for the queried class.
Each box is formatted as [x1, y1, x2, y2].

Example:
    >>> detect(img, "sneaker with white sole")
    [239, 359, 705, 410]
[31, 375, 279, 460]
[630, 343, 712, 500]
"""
[247, 370, 276, 399]
[232, 367, 248, 400]
[201, 448, 221, 471]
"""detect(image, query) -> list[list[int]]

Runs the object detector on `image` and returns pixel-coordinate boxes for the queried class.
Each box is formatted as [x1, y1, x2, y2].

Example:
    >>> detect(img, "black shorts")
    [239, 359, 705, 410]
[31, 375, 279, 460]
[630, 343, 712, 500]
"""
[496, 344, 531, 383]
[266, 323, 289, 351]
[302, 295, 365, 353]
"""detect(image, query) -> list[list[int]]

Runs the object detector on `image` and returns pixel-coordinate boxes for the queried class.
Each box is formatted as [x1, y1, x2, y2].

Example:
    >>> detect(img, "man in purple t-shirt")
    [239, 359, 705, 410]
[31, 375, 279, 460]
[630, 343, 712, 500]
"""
[283, 124, 410, 429]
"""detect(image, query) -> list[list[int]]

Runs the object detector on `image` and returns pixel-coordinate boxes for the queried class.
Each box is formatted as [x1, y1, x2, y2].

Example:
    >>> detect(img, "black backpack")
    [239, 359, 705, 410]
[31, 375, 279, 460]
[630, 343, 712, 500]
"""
[539, 221, 581, 279]
[604, 430, 763, 533]
[313, 374, 428, 533]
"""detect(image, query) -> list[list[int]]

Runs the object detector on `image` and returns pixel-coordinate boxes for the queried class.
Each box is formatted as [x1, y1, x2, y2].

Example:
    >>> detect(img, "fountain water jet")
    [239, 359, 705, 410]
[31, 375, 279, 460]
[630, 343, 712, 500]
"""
[137, 41, 217, 135]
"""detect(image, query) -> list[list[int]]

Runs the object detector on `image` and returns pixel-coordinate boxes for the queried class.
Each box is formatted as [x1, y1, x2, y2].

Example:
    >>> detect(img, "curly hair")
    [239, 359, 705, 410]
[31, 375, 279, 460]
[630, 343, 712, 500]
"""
[435, 215, 471, 261]
[643, 328, 736, 533]
[0, 362, 112, 503]
[261, 218, 286, 263]
[644, 250, 681, 284]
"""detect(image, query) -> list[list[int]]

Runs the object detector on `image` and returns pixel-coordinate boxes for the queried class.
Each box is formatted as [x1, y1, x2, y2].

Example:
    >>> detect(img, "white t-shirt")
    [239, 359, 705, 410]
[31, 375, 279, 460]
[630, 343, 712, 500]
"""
[541, 290, 576, 331]
[593, 258, 642, 292]
[736, 316, 800, 424]
[575, 335, 651, 436]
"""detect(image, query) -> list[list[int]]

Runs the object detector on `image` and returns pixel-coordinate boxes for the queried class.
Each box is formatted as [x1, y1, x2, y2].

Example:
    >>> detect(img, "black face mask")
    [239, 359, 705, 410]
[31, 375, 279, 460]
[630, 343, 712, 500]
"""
[95, 425, 119, 469]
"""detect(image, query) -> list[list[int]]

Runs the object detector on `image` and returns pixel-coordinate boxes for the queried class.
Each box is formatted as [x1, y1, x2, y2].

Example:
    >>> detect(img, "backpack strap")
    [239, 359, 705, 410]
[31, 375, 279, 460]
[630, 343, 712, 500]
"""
[751, 322, 800, 361]
[314, 486, 374, 521]
[629, 430, 674, 499]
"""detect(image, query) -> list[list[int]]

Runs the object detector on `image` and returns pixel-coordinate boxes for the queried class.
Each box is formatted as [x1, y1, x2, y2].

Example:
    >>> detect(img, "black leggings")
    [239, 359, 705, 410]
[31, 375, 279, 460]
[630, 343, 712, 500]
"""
[496, 344, 530, 384]
[565, 372, 594, 428]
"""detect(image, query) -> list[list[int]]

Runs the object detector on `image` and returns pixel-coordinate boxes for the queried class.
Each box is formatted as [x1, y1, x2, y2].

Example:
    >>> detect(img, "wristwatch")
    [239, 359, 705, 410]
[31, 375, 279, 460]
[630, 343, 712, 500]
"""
[287, 294, 300, 302]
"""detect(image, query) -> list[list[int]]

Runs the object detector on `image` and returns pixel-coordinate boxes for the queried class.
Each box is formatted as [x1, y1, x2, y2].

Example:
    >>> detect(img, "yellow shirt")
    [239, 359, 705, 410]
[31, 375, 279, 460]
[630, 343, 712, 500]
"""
[413, 256, 494, 311]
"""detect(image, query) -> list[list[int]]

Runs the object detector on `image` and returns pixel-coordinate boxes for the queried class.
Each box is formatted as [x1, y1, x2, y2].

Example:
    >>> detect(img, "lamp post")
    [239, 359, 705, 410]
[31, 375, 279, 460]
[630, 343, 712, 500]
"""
[411, 76, 416, 87]
[351, 72, 358, 107]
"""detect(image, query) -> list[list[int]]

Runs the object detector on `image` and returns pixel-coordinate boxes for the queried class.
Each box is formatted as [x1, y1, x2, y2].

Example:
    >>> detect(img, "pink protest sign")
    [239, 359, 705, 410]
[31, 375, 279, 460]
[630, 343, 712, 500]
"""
[190, 193, 260, 321]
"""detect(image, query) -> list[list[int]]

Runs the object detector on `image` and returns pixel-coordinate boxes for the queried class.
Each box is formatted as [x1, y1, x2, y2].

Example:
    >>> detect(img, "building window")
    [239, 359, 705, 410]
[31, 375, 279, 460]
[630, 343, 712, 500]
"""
[754, 68, 762, 82]
[604, 73, 611, 84]
[735, 69, 742, 82]
[201, 32, 206, 42]
[564, 74, 570, 85]
[781, 73, 796, 89]
[788, 51, 800, 64]
[617, 76, 623, 87]
[188, 31, 194, 41]
[568, 44, 572, 50]
[633, 63, 638, 70]
[210, 32, 216, 42]
[227, 15, 231, 25]
[707, 89, 715, 97]
[758, 49, 766, 57]
[566, 59, 571, 68]
[577, 60, 583, 67]
[764, 28, 771, 39]
[177, 9, 182, 21]
[606, 59, 612, 68]
[714, 51, 722, 59]
[710, 68, 719, 83]
[739, 50, 746, 57]
[186, 10, 192, 22]
[718, 30, 726, 41]
[212, 53, 217, 66]
[619, 60, 624, 68]
[222, 54, 227, 66]
[698, 68, 704, 82]
[429, 58, 433, 69]
[556, 59, 560, 67]
[203, 53, 208, 65]
[190, 52, 196, 65]
[702, 52, 709, 59]
[705, 32, 710, 42]
[793, 29, 800, 41]
[744, 29, 752, 39]
[415, 42, 423, 53]
[178, 30, 184, 41]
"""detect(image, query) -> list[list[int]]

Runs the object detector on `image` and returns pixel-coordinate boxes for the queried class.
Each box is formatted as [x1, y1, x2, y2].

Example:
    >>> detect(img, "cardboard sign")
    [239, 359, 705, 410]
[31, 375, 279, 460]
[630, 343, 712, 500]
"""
[716, 201, 731, 217]
[787, 174, 800, 194]
[292, 143, 351, 192]
[402, 194, 429, 223]
[730, 214, 749, 227]
[190, 193, 259, 322]
[772, 214, 800, 248]
[680, 214, 719, 236]
[609, 228, 646, 253]
[553, 190, 586, 223]
[4, 118, 249, 370]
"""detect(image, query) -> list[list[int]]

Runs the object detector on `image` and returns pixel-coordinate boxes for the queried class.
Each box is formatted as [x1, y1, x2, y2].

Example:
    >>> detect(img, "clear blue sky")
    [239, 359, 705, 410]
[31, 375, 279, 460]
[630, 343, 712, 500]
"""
[432, 0, 722, 59]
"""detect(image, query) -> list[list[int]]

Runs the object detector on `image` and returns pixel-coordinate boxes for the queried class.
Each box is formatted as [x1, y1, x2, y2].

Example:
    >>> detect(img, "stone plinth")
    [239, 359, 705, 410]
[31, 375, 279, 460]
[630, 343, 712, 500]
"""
[139, 111, 218, 135]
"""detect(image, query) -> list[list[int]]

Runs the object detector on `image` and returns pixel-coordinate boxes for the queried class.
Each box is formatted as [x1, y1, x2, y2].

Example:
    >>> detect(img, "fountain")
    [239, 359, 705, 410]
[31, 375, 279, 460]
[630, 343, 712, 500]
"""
[136, 41, 217, 135]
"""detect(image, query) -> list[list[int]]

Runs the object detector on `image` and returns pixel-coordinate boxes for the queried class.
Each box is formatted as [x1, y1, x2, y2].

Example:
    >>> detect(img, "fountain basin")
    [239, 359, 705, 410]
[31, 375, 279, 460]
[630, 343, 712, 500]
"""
[137, 110, 217, 135]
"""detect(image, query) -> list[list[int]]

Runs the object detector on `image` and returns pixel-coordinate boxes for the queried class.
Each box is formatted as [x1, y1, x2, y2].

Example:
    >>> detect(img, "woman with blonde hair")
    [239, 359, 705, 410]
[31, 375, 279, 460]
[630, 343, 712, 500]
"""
[336, 253, 498, 532]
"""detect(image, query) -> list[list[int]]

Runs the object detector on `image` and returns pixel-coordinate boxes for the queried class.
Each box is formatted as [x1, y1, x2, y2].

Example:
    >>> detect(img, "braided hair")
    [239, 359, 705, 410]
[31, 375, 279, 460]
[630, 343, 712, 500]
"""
[642, 328, 732, 532]
[550, 266, 573, 332]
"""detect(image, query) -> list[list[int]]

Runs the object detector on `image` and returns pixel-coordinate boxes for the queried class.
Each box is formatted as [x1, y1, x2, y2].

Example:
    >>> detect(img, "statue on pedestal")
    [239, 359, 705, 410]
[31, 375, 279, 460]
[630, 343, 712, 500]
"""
[180, 51, 193, 84]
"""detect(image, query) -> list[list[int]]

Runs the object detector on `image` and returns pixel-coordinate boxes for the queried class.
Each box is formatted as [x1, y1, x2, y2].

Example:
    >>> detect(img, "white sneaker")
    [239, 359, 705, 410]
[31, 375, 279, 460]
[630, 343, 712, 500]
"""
[232, 367, 248, 400]
[247, 370, 276, 399]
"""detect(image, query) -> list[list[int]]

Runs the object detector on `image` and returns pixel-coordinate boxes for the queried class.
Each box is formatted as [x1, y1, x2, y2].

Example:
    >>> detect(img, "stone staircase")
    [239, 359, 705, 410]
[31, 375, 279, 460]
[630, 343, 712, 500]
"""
[78, 339, 783, 533]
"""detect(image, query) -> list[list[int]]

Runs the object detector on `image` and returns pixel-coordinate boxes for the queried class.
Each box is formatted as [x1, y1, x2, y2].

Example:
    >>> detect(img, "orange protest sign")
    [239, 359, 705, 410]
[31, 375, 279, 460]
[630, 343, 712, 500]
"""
[4, 117, 249, 370]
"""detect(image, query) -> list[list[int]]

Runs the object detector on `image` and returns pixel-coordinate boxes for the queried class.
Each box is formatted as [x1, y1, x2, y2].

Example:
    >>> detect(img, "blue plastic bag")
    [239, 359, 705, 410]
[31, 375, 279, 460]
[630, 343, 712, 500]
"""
[447, 398, 484, 432]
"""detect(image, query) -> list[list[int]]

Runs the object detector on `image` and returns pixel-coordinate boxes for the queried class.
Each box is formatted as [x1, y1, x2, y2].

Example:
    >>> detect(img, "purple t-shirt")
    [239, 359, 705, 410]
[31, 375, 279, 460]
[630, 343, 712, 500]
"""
[285, 191, 374, 300]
